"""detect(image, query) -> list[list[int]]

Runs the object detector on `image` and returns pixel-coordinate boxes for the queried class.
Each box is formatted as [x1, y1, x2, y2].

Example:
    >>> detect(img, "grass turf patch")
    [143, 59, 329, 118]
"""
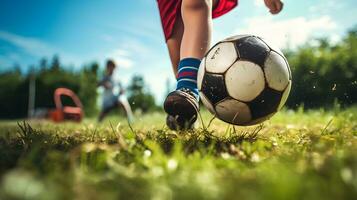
[0, 108, 356, 200]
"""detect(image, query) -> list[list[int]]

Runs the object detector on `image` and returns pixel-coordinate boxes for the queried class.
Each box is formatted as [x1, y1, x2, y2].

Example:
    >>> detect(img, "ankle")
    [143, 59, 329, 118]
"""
[176, 57, 201, 96]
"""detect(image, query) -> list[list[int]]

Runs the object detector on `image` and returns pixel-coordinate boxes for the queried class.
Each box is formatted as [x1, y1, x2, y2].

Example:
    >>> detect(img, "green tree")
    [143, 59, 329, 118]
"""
[286, 26, 357, 108]
[79, 63, 99, 116]
[0, 56, 100, 119]
[127, 75, 157, 112]
[0, 70, 26, 118]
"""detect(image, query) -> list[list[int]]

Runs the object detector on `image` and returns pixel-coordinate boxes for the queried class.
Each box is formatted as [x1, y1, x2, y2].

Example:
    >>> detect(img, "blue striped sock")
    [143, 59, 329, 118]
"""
[176, 57, 200, 97]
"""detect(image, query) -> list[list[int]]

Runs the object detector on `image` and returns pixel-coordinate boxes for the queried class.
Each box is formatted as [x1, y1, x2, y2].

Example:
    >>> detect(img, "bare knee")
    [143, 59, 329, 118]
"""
[182, 0, 211, 12]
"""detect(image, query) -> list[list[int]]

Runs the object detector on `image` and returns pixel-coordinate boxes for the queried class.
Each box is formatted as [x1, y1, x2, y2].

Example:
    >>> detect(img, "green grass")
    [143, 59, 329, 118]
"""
[0, 108, 356, 200]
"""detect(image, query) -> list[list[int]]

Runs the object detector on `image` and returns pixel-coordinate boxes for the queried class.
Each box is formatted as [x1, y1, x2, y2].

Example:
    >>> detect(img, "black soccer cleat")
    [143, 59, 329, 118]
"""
[164, 88, 199, 130]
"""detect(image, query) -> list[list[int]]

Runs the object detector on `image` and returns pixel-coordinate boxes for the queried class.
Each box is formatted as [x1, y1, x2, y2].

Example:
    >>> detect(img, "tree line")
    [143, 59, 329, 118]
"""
[0, 56, 158, 119]
[0, 27, 356, 119]
[285, 27, 356, 108]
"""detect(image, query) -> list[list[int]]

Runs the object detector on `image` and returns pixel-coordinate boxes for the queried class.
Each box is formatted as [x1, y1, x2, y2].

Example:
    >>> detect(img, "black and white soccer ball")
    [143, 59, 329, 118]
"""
[198, 35, 292, 126]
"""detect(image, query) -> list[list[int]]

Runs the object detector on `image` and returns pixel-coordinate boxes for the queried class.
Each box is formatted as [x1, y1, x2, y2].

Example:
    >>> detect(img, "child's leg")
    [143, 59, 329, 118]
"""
[98, 111, 106, 122]
[118, 97, 134, 123]
[180, 0, 214, 59]
[166, 0, 218, 76]
[98, 109, 110, 122]
[174, 0, 215, 96]
[164, 0, 217, 130]
[98, 103, 116, 122]
[166, 17, 184, 75]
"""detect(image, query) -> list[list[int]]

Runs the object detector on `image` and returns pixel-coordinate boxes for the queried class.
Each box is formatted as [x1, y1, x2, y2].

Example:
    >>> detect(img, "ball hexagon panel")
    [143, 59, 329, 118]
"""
[278, 80, 291, 110]
[235, 36, 270, 67]
[264, 51, 290, 91]
[225, 61, 265, 102]
[197, 57, 206, 91]
[257, 36, 292, 80]
[248, 87, 282, 119]
[257, 36, 284, 57]
[201, 73, 228, 105]
[215, 98, 252, 125]
[200, 92, 216, 115]
[222, 34, 250, 42]
[205, 42, 238, 73]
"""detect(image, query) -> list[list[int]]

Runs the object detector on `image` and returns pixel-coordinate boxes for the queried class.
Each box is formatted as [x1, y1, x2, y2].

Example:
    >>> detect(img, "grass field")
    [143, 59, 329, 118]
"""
[0, 107, 356, 200]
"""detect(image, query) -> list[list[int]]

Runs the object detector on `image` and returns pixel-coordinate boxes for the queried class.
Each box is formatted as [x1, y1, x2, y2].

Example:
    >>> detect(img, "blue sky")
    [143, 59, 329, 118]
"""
[0, 0, 356, 102]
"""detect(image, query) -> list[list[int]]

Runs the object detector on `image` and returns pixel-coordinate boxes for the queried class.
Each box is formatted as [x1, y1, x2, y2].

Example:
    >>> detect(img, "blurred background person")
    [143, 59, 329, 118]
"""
[97, 59, 133, 122]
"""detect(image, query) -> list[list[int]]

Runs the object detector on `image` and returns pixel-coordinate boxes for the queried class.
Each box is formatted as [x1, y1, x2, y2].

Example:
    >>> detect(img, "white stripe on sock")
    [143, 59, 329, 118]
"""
[178, 66, 198, 73]
[177, 78, 197, 84]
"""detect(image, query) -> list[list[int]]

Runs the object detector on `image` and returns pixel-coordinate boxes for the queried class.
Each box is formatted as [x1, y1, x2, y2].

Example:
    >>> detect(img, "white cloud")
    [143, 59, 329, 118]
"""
[0, 31, 56, 57]
[106, 49, 133, 69]
[308, 0, 344, 14]
[0, 30, 80, 67]
[254, 0, 264, 7]
[235, 15, 337, 49]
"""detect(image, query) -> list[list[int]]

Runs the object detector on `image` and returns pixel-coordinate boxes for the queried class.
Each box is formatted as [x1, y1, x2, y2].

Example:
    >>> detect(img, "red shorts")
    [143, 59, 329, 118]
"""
[157, 0, 238, 41]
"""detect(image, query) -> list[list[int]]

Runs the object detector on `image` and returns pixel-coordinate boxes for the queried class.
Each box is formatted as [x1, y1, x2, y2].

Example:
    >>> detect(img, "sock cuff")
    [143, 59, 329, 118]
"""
[178, 57, 201, 70]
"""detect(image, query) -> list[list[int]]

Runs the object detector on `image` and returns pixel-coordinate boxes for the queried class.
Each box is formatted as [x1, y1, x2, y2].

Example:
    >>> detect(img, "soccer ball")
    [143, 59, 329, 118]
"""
[198, 35, 292, 126]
